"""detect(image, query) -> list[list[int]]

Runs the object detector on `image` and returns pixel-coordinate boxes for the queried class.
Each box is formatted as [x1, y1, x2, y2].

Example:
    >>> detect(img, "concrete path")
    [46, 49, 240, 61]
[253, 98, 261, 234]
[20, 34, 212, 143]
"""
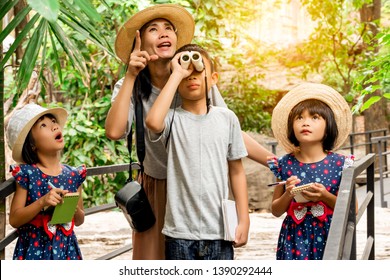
[5, 179, 390, 260]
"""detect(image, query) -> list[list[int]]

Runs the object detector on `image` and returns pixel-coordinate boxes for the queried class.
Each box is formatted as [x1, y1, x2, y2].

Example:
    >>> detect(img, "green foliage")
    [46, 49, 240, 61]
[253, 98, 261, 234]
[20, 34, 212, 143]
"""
[0, 0, 114, 98]
[3, 0, 389, 206]
[352, 31, 390, 113]
[62, 97, 130, 207]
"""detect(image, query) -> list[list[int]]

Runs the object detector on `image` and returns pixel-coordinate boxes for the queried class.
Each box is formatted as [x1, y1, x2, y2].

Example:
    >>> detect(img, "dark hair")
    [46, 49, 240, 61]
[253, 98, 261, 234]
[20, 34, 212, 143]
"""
[287, 99, 338, 151]
[175, 44, 214, 72]
[133, 19, 176, 101]
[21, 114, 57, 164]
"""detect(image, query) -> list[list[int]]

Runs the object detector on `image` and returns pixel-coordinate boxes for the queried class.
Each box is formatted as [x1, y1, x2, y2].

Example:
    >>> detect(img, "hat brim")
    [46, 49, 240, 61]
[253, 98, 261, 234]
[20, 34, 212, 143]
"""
[12, 107, 68, 163]
[115, 4, 195, 64]
[271, 83, 352, 153]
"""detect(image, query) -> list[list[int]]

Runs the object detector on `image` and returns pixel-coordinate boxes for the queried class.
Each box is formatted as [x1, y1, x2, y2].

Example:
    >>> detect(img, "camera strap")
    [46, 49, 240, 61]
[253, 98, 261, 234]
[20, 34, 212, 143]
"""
[127, 80, 145, 181]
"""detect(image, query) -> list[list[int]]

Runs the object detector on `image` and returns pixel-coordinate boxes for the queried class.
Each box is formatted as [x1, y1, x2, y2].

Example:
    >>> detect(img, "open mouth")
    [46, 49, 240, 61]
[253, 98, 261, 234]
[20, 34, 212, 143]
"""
[55, 132, 62, 140]
[158, 42, 171, 48]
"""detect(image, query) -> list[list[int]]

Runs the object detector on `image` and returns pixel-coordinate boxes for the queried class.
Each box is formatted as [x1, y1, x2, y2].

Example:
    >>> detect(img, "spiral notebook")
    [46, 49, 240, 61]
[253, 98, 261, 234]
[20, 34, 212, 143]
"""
[49, 193, 80, 224]
[222, 199, 238, 241]
[291, 183, 314, 203]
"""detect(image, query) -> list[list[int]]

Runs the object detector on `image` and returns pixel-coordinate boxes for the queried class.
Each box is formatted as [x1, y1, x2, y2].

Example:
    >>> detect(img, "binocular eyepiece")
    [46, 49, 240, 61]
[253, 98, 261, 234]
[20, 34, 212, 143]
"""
[179, 51, 204, 72]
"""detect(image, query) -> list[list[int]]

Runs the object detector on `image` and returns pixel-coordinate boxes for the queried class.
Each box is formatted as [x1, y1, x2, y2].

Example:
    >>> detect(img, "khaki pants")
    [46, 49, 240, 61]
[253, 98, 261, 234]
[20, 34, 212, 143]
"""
[132, 173, 167, 260]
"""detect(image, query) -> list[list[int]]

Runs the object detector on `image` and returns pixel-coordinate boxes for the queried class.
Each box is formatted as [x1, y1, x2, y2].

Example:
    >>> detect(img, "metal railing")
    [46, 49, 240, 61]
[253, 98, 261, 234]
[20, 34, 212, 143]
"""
[323, 154, 376, 260]
[0, 163, 140, 260]
[371, 135, 390, 208]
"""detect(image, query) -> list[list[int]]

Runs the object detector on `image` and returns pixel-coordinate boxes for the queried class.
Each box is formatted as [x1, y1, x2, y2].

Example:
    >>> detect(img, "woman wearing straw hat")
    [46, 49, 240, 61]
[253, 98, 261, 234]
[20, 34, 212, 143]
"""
[267, 83, 355, 260]
[105, 4, 274, 260]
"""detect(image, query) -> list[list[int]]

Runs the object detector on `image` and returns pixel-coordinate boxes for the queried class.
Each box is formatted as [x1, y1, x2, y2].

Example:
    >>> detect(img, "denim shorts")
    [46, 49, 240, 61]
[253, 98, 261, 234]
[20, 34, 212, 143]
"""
[165, 237, 234, 260]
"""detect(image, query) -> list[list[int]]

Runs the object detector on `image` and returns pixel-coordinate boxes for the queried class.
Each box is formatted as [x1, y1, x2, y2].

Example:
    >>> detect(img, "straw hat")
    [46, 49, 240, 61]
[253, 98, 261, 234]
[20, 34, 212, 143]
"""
[6, 103, 68, 163]
[115, 4, 195, 64]
[271, 83, 352, 153]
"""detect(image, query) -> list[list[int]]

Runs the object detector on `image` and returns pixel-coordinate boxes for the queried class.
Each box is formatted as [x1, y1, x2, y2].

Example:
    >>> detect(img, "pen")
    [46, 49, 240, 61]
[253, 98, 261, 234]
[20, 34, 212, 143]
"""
[267, 181, 286, 187]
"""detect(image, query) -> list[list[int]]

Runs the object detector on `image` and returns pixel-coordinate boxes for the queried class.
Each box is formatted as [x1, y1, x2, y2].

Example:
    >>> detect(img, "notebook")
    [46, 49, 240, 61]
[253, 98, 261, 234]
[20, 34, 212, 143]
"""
[291, 183, 314, 203]
[222, 199, 238, 241]
[49, 193, 80, 224]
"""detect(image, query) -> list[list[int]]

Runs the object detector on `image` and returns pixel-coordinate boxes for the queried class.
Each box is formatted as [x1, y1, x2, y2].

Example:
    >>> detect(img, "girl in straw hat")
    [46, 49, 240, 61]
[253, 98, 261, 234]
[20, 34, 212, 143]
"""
[105, 4, 274, 259]
[6, 103, 86, 260]
[267, 83, 354, 260]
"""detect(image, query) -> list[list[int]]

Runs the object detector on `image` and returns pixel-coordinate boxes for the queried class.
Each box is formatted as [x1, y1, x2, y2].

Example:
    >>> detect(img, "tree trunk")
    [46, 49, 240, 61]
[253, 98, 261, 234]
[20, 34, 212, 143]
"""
[360, 1, 388, 148]
[14, 0, 29, 64]
[0, 17, 6, 260]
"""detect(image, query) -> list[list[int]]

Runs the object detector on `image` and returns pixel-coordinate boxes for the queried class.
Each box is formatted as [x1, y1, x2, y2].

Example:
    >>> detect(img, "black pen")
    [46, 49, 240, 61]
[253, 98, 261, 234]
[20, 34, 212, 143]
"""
[267, 181, 286, 187]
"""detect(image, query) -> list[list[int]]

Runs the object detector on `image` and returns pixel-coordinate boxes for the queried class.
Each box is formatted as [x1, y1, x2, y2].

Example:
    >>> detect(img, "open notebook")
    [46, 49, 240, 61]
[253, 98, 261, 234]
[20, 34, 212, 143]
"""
[222, 199, 238, 241]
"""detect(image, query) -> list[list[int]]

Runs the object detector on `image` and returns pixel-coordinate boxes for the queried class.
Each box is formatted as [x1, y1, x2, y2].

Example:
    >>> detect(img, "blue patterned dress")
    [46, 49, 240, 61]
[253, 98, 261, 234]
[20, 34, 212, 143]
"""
[10, 164, 87, 260]
[268, 152, 354, 260]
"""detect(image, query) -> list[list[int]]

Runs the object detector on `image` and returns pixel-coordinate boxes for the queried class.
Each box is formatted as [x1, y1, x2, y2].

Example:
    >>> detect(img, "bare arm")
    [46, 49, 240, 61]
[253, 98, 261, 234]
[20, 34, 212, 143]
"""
[105, 30, 158, 140]
[105, 73, 136, 139]
[145, 53, 191, 133]
[242, 131, 275, 167]
[229, 159, 250, 248]
[271, 176, 301, 217]
[9, 183, 68, 228]
[73, 185, 84, 227]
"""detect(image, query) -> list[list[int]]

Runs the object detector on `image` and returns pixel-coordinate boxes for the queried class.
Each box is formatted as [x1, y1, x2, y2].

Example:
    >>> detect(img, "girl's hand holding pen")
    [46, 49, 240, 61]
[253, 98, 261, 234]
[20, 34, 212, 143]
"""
[41, 188, 68, 208]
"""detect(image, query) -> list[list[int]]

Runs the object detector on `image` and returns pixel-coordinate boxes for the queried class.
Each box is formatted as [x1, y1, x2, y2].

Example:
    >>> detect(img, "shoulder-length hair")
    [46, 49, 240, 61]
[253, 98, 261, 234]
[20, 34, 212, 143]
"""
[21, 113, 57, 164]
[287, 99, 338, 151]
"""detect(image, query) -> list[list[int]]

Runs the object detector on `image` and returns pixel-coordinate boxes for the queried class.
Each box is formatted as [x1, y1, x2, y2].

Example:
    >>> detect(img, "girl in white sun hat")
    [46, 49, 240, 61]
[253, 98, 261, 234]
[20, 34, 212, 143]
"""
[267, 83, 355, 260]
[6, 103, 86, 260]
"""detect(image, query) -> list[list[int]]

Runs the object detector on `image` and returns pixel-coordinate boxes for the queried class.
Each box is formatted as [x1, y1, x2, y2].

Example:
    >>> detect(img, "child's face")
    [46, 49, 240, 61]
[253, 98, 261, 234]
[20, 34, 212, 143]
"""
[292, 109, 326, 146]
[31, 115, 65, 156]
[140, 19, 177, 60]
[177, 54, 218, 101]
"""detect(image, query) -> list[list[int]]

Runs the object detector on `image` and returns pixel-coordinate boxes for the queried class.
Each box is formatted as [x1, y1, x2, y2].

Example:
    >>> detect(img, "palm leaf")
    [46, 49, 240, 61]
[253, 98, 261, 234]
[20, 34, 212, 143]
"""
[58, 14, 114, 56]
[16, 19, 47, 91]
[0, 5, 32, 44]
[27, 0, 59, 22]
[0, 13, 40, 70]
[49, 21, 89, 86]
[49, 31, 63, 83]
[59, 1, 114, 54]
[73, 0, 102, 22]
[0, 0, 19, 20]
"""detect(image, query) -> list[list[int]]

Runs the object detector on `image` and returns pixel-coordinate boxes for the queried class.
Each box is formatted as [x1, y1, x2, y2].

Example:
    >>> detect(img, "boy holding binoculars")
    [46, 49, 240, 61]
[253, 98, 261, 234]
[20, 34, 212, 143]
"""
[146, 44, 250, 260]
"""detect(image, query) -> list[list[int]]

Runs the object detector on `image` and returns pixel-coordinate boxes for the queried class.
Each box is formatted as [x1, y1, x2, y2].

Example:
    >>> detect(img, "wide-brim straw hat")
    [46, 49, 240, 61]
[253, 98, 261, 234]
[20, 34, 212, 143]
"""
[272, 83, 352, 153]
[6, 103, 68, 163]
[115, 4, 195, 64]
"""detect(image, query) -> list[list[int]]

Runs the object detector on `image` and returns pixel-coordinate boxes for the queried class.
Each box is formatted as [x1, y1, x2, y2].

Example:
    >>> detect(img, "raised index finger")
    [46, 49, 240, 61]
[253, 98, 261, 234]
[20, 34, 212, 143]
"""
[134, 30, 142, 52]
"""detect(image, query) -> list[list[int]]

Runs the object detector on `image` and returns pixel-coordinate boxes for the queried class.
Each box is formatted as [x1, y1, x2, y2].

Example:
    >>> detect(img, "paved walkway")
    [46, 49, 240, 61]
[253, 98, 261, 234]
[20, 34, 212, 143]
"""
[5, 179, 390, 260]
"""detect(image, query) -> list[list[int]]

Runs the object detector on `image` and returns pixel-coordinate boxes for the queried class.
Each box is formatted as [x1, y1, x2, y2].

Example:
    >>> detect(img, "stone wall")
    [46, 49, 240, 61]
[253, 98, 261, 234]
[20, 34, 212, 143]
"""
[241, 132, 285, 211]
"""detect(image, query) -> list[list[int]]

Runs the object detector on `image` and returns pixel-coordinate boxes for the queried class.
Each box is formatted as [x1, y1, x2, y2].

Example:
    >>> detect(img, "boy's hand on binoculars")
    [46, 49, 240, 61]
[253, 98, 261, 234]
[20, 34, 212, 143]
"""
[170, 52, 193, 78]
[127, 30, 159, 77]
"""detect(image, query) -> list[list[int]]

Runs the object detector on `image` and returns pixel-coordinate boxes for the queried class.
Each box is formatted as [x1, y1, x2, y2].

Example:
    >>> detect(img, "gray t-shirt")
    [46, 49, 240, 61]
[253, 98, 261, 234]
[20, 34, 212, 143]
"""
[150, 106, 248, 240]
[111, 77, 227, 179]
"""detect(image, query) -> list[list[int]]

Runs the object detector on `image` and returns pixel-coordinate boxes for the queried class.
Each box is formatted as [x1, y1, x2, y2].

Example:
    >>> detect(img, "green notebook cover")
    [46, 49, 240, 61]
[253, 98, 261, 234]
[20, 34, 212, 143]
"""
[49, 193, 79, 224]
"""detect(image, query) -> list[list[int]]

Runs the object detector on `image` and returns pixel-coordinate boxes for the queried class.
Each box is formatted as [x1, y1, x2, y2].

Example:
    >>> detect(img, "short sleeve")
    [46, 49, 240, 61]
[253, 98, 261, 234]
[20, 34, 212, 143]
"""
[76, 164, 87, 187]
[9, 164, 29, 189]
[111, 77, 134, 138]
[343, 155, 355, 169]
[267, 156, 283, 180]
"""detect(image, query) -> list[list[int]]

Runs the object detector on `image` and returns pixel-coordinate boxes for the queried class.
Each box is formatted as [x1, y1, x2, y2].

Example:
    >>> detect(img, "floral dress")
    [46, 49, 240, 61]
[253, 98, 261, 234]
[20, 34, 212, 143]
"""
[268, 152, 354, 260]
[10, 163, 87, 260]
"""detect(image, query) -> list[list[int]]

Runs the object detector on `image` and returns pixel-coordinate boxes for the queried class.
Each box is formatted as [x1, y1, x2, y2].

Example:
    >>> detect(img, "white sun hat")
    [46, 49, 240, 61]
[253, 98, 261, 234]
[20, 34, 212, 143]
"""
[6, 103, 68, 163]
